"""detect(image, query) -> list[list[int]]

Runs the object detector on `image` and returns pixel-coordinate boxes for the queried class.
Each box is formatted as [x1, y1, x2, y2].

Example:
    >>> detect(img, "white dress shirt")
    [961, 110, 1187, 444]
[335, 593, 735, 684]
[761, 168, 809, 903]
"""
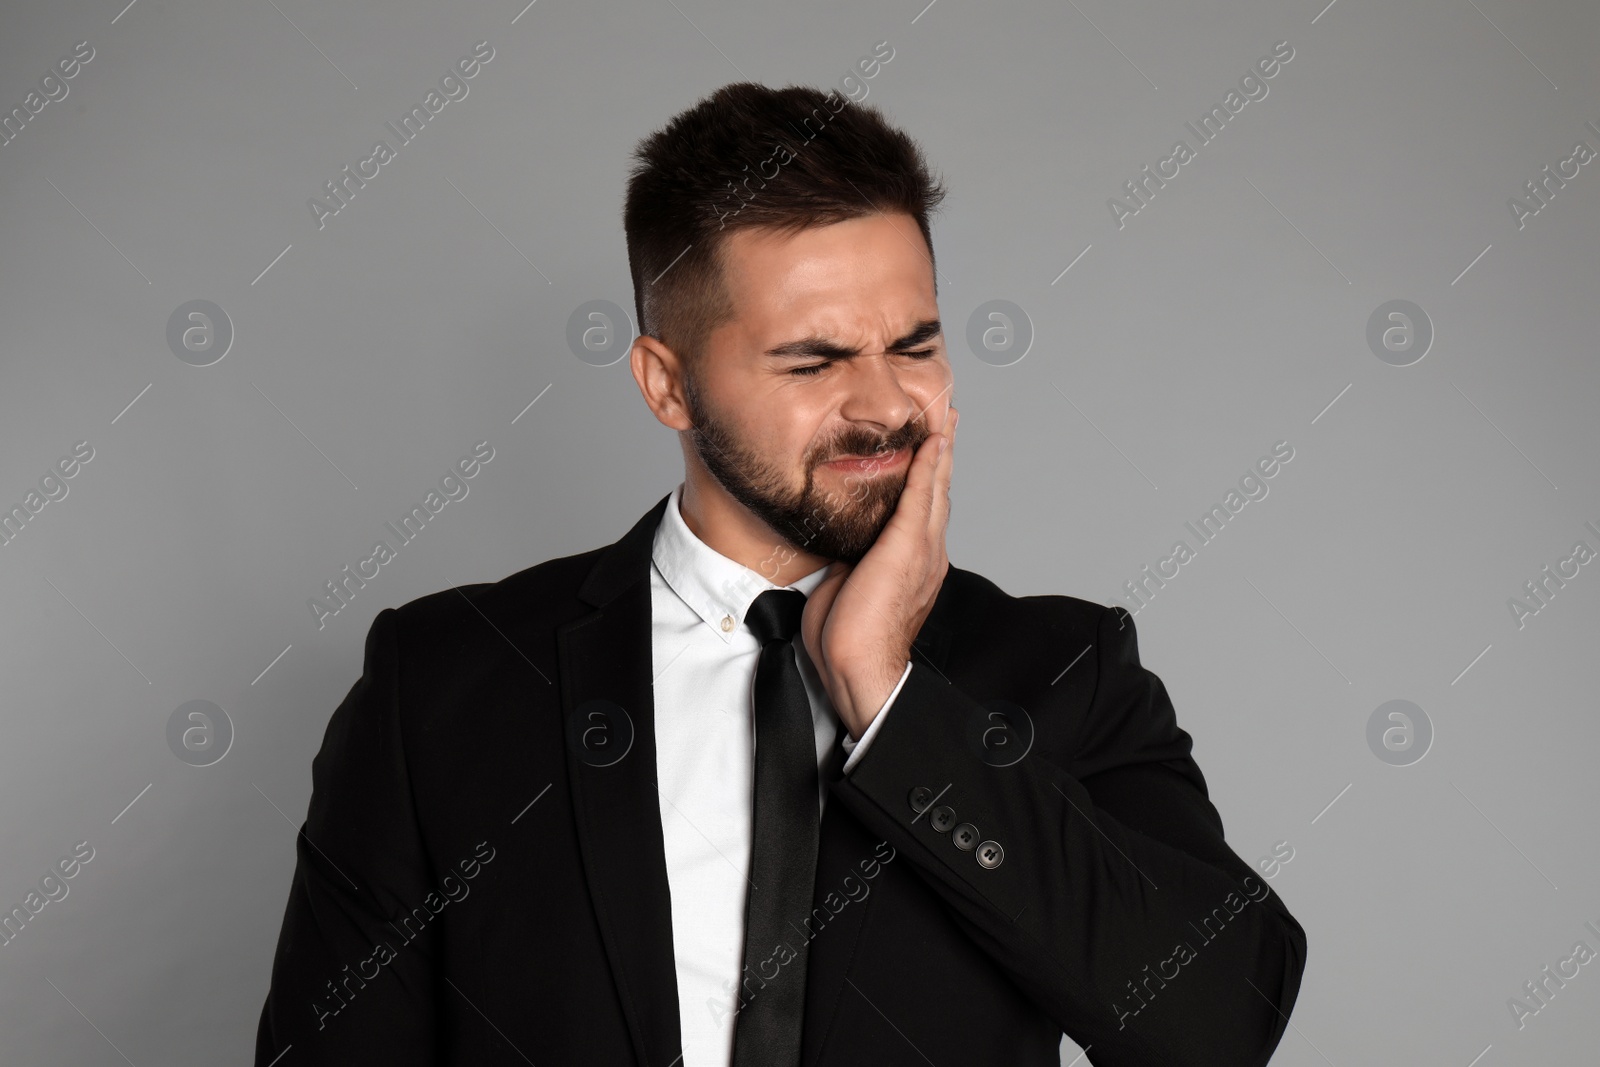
[649, 482, 913, 1067]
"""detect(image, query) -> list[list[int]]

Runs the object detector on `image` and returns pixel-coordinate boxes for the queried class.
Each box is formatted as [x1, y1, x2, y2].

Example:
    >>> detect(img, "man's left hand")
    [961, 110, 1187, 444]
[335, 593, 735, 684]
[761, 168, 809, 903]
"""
[802, 403, 958, 740]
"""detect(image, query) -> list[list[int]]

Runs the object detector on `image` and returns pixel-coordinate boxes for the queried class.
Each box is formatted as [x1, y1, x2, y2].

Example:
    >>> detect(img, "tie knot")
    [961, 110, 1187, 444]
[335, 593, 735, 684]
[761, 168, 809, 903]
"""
[744, 588, 806, 646]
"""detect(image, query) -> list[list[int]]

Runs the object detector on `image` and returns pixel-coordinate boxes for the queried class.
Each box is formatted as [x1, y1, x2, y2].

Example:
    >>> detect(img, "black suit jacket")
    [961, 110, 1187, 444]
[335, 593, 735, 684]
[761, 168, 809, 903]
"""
[255, 492, 1306, 1066]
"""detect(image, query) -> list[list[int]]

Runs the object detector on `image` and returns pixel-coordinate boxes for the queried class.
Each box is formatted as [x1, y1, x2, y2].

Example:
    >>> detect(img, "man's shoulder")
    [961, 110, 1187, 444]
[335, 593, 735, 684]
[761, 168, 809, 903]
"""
[942, 562, 1111, 638]
[381, 543, 610, 661]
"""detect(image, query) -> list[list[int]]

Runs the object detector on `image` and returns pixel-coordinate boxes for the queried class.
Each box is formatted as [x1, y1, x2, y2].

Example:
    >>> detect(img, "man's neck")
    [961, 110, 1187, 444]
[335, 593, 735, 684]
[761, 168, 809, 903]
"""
[677, 473, 830, 587]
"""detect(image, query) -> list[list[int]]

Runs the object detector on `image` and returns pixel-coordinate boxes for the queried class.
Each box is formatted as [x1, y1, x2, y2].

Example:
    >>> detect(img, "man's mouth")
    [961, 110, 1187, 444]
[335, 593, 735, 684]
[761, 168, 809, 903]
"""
[822, 445, 910, 473]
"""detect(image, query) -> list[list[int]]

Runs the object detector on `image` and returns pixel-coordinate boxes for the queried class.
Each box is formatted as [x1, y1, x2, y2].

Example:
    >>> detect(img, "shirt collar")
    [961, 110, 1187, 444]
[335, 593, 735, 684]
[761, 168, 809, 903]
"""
[652, 482, 831, 644]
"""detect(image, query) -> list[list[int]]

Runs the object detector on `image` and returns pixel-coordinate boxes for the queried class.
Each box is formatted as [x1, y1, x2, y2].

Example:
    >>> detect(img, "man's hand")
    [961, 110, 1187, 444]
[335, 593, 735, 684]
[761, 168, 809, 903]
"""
[802, 402, 958, 740]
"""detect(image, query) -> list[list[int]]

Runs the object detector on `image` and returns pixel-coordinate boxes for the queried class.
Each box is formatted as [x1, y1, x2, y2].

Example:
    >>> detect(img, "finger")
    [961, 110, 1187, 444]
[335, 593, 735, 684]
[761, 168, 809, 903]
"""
[929, 405, 956, 534]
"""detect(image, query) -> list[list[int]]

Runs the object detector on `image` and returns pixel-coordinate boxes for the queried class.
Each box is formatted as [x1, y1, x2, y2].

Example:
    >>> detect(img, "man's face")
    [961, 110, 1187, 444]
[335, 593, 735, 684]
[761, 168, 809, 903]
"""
[682, 212, 952, 564]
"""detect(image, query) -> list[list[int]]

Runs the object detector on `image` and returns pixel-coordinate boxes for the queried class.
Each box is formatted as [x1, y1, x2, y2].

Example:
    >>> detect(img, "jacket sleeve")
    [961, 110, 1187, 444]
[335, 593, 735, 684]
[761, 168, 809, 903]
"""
[830, 604, 1307, 1067]
[255, 607, 442, 1065]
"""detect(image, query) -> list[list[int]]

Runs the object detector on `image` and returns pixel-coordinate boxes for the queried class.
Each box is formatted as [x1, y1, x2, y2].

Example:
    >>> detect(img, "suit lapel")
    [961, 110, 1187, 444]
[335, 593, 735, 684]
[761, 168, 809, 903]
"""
[558, 494, 682, 1067]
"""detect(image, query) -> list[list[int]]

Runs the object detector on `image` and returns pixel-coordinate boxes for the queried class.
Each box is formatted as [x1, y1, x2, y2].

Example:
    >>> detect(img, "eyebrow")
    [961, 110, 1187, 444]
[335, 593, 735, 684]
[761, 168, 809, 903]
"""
[763, 318, 942, 361]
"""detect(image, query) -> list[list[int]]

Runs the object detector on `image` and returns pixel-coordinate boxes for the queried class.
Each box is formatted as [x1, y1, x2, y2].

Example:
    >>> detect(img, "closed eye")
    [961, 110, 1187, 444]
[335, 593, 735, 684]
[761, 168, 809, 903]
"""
[789, 349, 937, 377]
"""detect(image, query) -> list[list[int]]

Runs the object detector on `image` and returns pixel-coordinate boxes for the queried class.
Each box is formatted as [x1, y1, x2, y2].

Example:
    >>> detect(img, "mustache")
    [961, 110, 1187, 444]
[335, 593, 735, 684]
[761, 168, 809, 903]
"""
[815, 422, 929, 464]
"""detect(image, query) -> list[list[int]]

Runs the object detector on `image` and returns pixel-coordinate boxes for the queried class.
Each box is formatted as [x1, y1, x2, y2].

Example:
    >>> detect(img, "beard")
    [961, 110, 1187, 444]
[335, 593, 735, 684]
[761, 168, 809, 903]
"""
[682, 372, 930, 565]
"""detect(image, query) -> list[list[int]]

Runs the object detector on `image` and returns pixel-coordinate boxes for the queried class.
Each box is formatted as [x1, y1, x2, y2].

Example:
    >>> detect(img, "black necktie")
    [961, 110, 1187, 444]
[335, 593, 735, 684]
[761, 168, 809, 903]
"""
[731, 588, 817, 1067]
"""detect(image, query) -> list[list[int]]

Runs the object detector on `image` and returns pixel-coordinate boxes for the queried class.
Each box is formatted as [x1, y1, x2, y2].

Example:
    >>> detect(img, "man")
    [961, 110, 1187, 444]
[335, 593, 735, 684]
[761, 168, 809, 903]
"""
[255, 83, 1306, 1066]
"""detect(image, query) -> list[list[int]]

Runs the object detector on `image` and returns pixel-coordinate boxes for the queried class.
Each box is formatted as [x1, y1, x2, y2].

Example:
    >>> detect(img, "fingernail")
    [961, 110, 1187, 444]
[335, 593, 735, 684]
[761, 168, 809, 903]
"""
[938, 436, 947, 454]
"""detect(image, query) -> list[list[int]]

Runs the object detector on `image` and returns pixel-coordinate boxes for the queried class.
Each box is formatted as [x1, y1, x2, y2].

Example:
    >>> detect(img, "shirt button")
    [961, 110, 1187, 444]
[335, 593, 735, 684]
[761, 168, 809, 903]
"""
[930, 805, 957, 833]
[908, 786, 935, 814]
[976, 840, 1004, 869]
[721, 615, 734, 632]
[951, 823, 980, 851]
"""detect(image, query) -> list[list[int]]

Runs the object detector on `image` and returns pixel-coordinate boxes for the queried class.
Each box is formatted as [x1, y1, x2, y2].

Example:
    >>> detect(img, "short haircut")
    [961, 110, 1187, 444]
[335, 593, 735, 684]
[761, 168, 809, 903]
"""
[623, 82, 947, 368]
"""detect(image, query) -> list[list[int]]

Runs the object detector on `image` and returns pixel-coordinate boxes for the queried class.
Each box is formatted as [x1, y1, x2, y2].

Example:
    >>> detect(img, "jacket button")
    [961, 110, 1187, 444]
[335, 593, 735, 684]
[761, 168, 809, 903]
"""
[908, 786, 934, 814]
[975, 840, 1004, 869]
[951, 823, 980, 851]
[930, 805, 957, 833]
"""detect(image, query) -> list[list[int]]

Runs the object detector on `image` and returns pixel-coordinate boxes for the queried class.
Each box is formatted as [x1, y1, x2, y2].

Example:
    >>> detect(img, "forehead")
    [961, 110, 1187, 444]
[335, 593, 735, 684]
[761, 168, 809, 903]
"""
[716, 213, 935, 338]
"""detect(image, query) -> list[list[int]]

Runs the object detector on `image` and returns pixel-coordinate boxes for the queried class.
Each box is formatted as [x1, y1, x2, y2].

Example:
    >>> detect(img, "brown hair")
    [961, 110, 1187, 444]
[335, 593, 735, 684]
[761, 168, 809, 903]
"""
[623, 82, 947, 367]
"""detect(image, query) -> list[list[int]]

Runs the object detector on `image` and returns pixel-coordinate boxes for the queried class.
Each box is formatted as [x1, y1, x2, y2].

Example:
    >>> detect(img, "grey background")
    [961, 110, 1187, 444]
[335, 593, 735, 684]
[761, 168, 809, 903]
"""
[1, 0, 1596, 1063]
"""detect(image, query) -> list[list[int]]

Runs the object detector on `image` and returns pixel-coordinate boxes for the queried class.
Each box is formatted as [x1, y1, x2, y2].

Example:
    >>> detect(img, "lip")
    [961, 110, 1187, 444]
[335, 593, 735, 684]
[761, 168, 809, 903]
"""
[822, 446, 909, 473]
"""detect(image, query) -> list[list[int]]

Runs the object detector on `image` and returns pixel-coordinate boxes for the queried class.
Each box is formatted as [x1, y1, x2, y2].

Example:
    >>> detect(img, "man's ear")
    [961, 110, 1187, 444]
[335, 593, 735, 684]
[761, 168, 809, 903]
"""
[630, 335, 693, 431]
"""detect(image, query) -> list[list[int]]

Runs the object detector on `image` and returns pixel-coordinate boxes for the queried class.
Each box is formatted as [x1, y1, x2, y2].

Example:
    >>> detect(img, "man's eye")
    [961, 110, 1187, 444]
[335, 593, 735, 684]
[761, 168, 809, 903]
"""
[789, 350, 935, 377]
